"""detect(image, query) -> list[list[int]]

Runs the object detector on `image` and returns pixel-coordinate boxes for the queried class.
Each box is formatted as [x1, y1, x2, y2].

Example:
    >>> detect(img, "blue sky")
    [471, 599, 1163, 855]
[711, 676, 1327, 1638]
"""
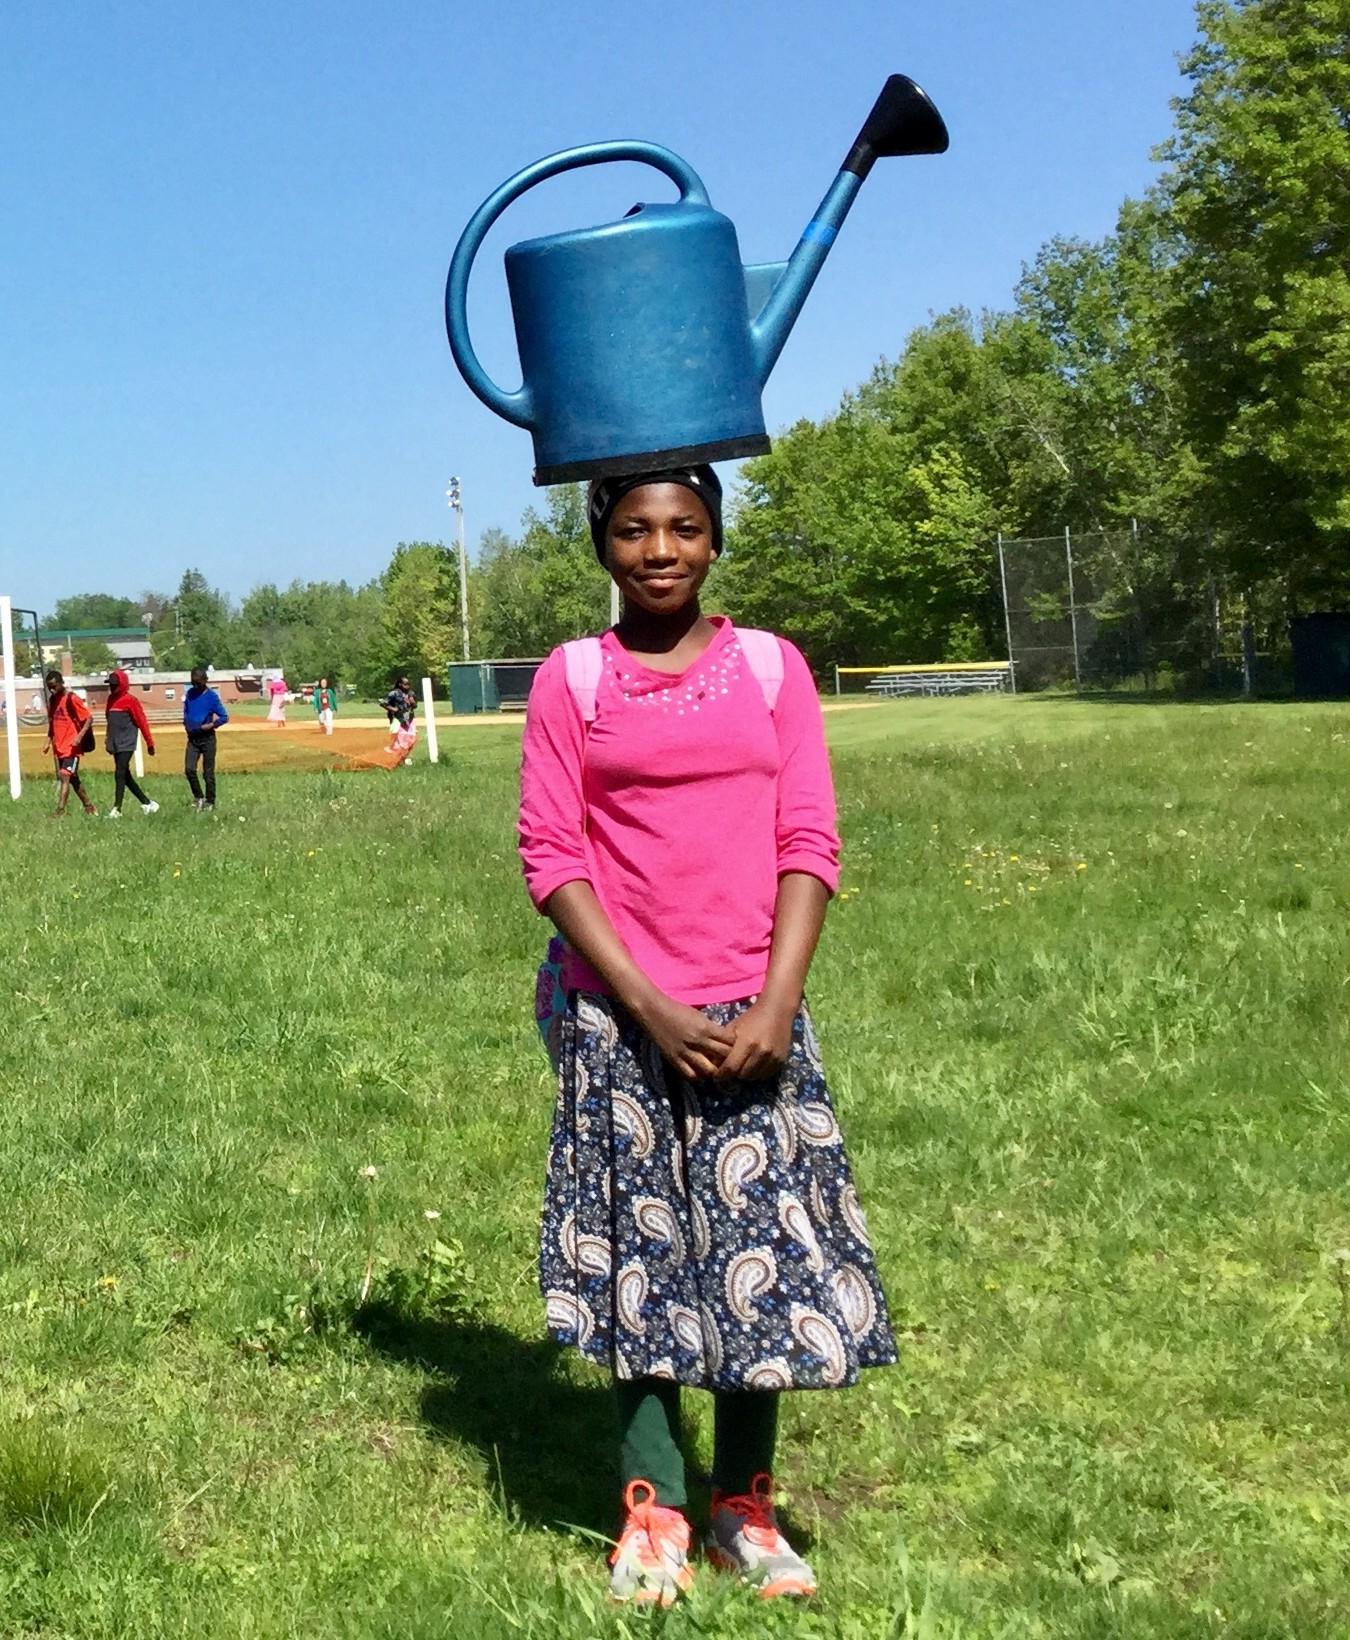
[2, 0, 1200, 612]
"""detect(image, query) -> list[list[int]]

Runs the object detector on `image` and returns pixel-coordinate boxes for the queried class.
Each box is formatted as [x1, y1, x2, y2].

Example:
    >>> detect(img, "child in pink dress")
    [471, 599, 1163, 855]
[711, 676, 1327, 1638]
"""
[267, 676, 288, 726]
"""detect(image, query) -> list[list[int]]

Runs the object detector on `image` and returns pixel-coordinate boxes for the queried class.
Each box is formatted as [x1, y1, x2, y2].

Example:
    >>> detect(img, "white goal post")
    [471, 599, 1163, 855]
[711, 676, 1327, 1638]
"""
[2, 596, 22, 799]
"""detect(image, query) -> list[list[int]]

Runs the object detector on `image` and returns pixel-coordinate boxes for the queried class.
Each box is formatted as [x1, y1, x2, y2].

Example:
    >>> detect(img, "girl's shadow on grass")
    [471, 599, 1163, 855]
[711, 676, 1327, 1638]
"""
[353, 1300, 616, 1533]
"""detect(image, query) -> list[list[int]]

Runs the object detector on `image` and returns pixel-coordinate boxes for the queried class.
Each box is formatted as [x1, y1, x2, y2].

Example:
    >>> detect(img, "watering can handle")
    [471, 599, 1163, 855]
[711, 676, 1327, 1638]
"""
[445, 142, 712, 429]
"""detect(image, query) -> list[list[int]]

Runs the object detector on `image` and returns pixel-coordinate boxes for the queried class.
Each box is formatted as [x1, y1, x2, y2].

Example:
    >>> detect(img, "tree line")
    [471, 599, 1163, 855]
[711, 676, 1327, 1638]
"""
[719, 0, 1350, 669]
[36, 552, 458, 698]
[34, 2, 1350, 686]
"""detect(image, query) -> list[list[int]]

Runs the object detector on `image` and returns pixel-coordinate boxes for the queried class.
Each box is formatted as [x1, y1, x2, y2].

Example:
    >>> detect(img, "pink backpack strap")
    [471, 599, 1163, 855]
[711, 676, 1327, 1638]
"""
[561, 636, 604, 724]
[735, 627, 784, 712]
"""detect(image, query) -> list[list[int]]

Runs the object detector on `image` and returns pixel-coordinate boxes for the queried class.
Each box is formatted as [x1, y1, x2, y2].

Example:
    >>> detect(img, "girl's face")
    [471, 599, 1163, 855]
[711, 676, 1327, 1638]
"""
[605, 484, 715, 616]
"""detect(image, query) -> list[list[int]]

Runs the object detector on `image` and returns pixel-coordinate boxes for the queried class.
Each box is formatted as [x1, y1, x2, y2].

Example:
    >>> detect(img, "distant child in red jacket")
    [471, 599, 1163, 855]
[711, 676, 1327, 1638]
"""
[43, 671, 98, 817]
[105, 670, 159, 819]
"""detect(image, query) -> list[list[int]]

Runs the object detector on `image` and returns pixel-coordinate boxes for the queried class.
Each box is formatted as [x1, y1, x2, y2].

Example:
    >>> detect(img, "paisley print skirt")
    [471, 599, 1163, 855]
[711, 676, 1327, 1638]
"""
[539, 994, 897, 1391]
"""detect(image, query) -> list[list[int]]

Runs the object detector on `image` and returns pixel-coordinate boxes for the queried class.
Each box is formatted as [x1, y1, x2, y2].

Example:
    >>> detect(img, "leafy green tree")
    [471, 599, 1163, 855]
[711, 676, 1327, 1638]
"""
[295, 580, 384, 687]
[44, 594, 143, 630]
[1007, 205, 1217, 663]
[157, 569, 236, 669]
[473, 487, 611, 659]
[1013, 199, 1203, 541]
[855, 310, 1072, 537]
[1158, 0, 1350, 601]
[70, 640, 119, 673]
[522, 486, 611, 646]
[233, 578, 382, 685]
[473, 526, 545, 658]
[721, 411, 996, 670]
[137, 590, 173, 628]
[363, 543, 462, 694]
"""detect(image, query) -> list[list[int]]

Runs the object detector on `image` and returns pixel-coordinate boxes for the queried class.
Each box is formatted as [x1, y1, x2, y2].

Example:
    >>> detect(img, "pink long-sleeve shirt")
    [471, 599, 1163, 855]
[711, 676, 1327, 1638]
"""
[518, 617, 840, 1006]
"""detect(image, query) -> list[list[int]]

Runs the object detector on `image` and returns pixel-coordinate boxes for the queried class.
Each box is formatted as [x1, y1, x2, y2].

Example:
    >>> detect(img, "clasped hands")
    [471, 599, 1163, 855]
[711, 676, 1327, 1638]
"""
[634, 988, 796, 1084]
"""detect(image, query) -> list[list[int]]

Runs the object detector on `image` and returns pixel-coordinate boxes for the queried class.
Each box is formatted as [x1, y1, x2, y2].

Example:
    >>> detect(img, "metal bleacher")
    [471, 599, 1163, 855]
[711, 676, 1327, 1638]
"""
[844, 662, 1013, 698]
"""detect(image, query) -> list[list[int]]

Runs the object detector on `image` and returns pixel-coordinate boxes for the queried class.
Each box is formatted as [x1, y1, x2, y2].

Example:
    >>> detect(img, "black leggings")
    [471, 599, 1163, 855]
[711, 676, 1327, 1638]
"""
[113, 750, 150, 809]
[185, 731, 217, 804]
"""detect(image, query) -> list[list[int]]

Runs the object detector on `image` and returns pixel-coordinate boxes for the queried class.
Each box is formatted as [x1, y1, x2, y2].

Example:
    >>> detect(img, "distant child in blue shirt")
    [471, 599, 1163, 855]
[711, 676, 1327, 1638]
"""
[183, 667, 229, 811]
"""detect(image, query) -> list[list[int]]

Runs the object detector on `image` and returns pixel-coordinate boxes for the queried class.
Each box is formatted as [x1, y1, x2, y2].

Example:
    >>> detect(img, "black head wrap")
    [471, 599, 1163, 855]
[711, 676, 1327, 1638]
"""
[586, 465, 723, 565]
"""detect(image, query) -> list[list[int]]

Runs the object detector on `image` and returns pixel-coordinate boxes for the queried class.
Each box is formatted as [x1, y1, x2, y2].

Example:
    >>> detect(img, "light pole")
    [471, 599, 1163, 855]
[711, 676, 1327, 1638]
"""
[446, 477, 470, 661]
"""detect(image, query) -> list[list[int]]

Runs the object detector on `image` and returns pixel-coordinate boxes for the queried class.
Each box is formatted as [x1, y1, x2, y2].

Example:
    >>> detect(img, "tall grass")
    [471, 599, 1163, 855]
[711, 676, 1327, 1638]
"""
[0, 696, 1346, 1636]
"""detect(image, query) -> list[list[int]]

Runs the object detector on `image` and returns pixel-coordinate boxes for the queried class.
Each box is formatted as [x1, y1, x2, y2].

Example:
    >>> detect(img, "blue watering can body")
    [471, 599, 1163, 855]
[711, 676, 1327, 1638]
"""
[446, 78, 948, 485]
[504, 189, 775, 482]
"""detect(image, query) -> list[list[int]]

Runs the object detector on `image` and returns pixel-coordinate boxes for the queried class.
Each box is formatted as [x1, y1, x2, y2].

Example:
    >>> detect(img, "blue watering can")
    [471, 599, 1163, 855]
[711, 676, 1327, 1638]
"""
[445, 75, 948, 485]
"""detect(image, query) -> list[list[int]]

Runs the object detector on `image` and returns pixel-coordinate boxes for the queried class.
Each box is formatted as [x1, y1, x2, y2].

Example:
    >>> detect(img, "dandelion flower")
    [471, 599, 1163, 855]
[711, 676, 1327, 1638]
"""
[359, 1165, 379, 1180]
[1075, 863, 1088, 873]
[424, 1209, 442, 1221]
[1008, 854, 1019, 863]
[964, 879, 973, 887]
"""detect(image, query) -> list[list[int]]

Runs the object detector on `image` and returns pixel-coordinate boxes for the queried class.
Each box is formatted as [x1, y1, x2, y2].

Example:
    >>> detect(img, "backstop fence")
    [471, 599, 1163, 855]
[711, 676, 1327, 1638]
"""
[835, 527, 1294, 698]
[997, 527, 1288, 694]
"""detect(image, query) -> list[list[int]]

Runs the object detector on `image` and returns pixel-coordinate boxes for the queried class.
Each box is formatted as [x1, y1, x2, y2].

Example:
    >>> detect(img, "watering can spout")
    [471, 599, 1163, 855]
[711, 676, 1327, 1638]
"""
[749, 74, 948, 384]
[842, 72, 950, 177]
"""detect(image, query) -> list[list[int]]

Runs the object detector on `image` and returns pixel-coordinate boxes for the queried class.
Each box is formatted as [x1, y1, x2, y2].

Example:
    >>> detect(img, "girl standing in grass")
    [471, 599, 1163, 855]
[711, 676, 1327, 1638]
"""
[104, 670, 159, 819]
[519, 467, 895, 1606]
[43, 671, 98, 817]
[313, 676, 338, 736]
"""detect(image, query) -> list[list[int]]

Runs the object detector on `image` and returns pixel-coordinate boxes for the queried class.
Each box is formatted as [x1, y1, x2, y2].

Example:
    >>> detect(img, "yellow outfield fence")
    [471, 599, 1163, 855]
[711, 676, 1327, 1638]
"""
[836, 662, 1011, 675]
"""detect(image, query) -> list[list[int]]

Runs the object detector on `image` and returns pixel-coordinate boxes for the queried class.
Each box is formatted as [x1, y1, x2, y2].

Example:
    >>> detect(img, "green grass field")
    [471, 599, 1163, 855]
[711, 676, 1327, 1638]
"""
[2, 697, 1348, 1638]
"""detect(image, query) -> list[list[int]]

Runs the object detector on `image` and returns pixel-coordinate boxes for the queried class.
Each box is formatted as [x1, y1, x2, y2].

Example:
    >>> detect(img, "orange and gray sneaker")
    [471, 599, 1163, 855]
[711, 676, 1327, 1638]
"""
[705, 1472, 817, 1598]
[608, 1479, 694, 1606]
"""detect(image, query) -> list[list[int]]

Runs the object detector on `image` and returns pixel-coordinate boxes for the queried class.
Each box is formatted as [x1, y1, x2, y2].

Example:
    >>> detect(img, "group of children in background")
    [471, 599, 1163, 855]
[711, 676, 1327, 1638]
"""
[44, 668, 418, 814]
[44, 666, 230, 818]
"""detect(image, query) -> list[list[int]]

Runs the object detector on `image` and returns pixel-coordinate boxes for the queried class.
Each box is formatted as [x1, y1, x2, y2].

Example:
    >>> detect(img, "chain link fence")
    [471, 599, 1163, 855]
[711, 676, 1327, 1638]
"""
[997, 527, 1288, 694]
